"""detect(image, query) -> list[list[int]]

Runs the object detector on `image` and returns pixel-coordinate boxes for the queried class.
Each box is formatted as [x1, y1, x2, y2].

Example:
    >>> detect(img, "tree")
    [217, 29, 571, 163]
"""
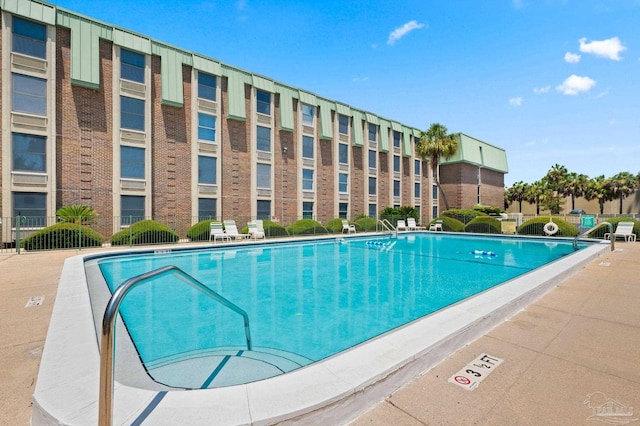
[56, 205, 97, 225]
[584, 175, 613, 215]
[524, 180, 550, 215]
[505, 181, 527, 213]
[607, 171, 638, 214]
[564, 172, 589, 210]
[542, 164, 568, 214]
[416, 123, 458, 210]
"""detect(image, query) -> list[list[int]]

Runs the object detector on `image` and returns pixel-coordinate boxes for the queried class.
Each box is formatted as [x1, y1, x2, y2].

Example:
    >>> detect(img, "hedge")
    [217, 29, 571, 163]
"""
[110, 220, 179, 246]
[355, 217, 378, 231]
[187, 220, 219, 241]
[464, 216, 502, 234]
[324, 218, 358, 233]
[21, 223, 104, 250]
[517, 217, 579, 237]
[587, 217, 640, 240]
[442, 209, 487, 224]
[286, 219, 328, 236]
[429, 217, 465, 232]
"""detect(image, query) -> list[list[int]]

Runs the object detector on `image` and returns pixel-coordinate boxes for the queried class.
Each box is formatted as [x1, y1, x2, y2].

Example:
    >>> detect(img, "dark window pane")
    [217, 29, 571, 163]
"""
[303, 136, 314, 159]
[121, 96, 145, 131]
[12, 133, 46, 172]
[120, 146, 145, 178]
[256, 200, 271, 220]
[121, 49, 145, 83]
[12, 17, 46, 58]
[13, 192, 46, 226]
[198, 113, 216, 141]
[121, 195, 145, 225]
[257, 90, 271, 115]
[257, 126, 271, 151]
[199, 198, 217, 220]
[338, 143, 348, 164]
[198, 156, 217, 184]
[198, 73, 216, 101]
[12, 73, 46, 115]
[338, 115, 349, 134]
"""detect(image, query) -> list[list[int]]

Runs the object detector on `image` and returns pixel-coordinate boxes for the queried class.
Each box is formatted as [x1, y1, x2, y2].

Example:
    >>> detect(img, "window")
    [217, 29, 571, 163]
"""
[198, 113, 216, 142]
[198, 156, 217, 184]
[415, 159, 421, 176]
[368, 204, 377, 218]
[302, 202, 314, 219]
[338, 114, 349, 134]
[256, 200, 271, 220]
[12, 73, 46, 116]
[121, 96, 145, 131]
[393, 131, 401, 148]
[432, 206, 438, 220]
[339, 203, 348, 219]
[257, 163, 271, 188]
[338, 173, 348, 193]
[393, 155, 400, 173]
[13, 192, 46, 225]
[121, 195, 145, 225]
[198, 198, 217, 221]
[198, 72, 216, 101]
[432, 184, 438, 200]
[12, 133, 46, 172]
[256, 126, 271, 152]
[257, 90, 271, 115]
[394, 180, 400, 197]
[302, 136, 314, 159]
[120, 49, 145, 83]
[368, 150, 376, 169]
[368, 123, 377, 142]
[12, 17, 46, 59]
[338, 143, 348, 164]
[368, 176, 377, 195]
[302, 104, 314, 125]
[120, 146, 145, 179]
[415, 182, 421, 199]
[302, 169, 314, 191]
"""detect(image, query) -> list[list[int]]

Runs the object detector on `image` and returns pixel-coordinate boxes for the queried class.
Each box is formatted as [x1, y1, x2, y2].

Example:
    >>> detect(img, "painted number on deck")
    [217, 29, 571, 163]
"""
[448, 353, 503, 391]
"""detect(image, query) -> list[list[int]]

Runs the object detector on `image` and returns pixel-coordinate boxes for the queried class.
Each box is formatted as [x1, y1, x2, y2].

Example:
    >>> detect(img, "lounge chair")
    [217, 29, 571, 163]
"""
[429, 220, 443, 232]
[341, 220, 356, 234]
[210, 222, 230, 242]
[407, 218, 424, 231]
[396, 220, 407, 232]
[247, 220, 265, 239]
[604, 221, 637, 242]
[223, 220, 250, 240]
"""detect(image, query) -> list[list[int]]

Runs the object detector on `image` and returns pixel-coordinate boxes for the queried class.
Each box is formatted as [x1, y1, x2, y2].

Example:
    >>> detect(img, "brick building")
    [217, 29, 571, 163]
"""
[0, 1, 507, 242]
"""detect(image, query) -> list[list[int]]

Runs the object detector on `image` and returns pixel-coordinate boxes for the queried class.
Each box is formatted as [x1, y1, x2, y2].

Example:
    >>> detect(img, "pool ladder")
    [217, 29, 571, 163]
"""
[379, 219, 397, 238]
[573, 221, 614, 251]
[98, 265, 252, 426]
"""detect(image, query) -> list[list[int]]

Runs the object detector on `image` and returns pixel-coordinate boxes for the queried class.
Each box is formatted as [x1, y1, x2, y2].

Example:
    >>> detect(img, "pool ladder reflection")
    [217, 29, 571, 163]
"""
[98, 265, 252, 426]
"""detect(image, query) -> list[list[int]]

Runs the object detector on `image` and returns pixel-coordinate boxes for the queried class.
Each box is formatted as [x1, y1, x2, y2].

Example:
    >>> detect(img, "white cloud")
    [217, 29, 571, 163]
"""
[533, 85, 550, 94]
[387, 20, 425, 45]
[556, 74, 596, 95]
[579, 37, 626, 61]
[509, 97, 523, 107]
[564, 52, 581, 63]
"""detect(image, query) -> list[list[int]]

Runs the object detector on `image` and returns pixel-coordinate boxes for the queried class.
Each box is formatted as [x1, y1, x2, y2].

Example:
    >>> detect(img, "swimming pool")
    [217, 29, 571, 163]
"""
[95, 234, 585, 390]
[33, 233, 607, 425]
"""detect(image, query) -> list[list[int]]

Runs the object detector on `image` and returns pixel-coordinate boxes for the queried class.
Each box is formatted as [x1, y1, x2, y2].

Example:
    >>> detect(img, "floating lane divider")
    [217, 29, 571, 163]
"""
[472, 250, 497, 257]
[366, 240, 395, 251]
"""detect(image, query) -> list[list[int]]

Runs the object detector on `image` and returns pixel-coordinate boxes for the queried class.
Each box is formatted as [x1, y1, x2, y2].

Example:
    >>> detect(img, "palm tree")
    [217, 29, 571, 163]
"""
[544, 164, 568, 193]
[524, 180, 549, 215]
[564, 172, 589, 210]
[505, 181, 527, 213]
[56, 205, 97, 225]
[584, 175, 613, 215]
[607, 172, 638, 214]
[416, 123, 458, 210]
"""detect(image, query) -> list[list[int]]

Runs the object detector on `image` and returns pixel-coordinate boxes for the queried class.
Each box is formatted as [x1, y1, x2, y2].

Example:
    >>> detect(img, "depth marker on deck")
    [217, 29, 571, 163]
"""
[448, 353, 503, 391]
[25, 296, 44, 307]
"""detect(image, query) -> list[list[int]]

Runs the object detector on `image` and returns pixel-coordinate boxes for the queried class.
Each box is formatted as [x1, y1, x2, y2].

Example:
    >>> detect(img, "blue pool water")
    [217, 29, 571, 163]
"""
[97, 234, 583, 385]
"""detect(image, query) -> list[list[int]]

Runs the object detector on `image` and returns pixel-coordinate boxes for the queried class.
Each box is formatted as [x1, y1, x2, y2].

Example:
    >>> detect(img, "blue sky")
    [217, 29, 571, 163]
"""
[53, 0, 639, 186]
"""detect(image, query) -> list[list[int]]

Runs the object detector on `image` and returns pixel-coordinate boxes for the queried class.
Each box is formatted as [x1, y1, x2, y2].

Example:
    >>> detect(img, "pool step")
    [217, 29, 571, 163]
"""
[146, 347, 313, 389]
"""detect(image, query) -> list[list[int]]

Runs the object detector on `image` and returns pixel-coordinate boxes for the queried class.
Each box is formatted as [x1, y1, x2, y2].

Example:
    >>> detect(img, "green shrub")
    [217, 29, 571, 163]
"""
[587, 217, 640, 239]
[355, 217, 379, 231]
[56, 205, 97, 224]
[261, 220, 288, 237]
[21, 223, 104, 250]
[430, 217, 465, 232]
[464, 216, 502, 234]
[473, 205, 505, 216]
[325, 218, 354, 233]
[110, 220, 179, 246]
[379, 206, 419, 224]
[442, 209, 487, 224]
[517, 217, 579, 237]
[286, 219, 328, 236]
[187, 220, 219, 241]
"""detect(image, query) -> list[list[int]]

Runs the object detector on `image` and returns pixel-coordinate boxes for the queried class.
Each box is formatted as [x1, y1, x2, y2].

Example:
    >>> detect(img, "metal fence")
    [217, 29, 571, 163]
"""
[2, 213, 637, 254]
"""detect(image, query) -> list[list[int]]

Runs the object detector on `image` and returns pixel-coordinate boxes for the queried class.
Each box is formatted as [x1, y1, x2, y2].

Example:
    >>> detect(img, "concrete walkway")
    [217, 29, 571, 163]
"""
[0, 242, 638, 425]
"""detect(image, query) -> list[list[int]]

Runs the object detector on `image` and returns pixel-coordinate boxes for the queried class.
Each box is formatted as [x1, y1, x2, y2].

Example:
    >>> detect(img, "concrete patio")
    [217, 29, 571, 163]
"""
[1, 241, 638, 425]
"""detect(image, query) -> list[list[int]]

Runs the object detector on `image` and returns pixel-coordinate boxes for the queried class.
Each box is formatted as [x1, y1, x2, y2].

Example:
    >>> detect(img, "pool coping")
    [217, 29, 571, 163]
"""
[31, 235, 608, 425]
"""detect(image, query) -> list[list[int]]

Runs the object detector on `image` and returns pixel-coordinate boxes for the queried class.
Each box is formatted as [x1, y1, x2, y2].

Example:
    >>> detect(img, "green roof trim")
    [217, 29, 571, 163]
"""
[318, 99, 334, 140]
[275, 84, 296, 131]
[379, 119, 390, 152]
[152, 43, 193, 107]
[298, 90, 316, 106]
[365, 112, 379, 125]
[402, 127, 413, 157]
[351, 110, 365, 147]
[252, 75, 275, 93]
[335, 103, 351, 116]
[113, 27, 151, 54]
[391, 121, 403, 132]
[192, 55, 221, 76]
[441, 133, 509, 173]
[2, 0, 56, 25]
[57, 10, 112, 89]
[224, 67, 250, 121]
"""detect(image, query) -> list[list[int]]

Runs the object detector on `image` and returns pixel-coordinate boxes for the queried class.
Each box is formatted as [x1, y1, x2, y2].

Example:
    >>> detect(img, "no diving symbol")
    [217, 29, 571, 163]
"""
[454, 376, 471, 385]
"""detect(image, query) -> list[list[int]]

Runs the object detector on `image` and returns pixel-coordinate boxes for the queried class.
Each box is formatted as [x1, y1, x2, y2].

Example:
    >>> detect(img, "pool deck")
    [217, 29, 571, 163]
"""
[1, 241, 638, 425]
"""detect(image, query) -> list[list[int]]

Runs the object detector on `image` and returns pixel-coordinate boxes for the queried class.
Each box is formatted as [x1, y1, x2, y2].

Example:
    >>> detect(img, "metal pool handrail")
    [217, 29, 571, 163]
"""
[573, 221, 613, 251]
[98, 265, 252, 426]
[379, 219, 397, 237]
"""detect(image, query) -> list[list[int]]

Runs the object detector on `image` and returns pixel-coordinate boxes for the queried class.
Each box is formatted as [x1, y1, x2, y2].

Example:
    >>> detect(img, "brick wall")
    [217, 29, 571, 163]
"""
[350, 145, 364, 217]
[317, 131, 334, 221]
[55, 29, 114, 237]
[378, 151, 389, 209]
[440, 163, 506, 210]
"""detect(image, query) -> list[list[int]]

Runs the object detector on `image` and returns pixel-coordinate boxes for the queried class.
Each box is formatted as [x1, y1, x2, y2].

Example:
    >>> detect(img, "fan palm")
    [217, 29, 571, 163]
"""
[416, 123, 458, 210]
